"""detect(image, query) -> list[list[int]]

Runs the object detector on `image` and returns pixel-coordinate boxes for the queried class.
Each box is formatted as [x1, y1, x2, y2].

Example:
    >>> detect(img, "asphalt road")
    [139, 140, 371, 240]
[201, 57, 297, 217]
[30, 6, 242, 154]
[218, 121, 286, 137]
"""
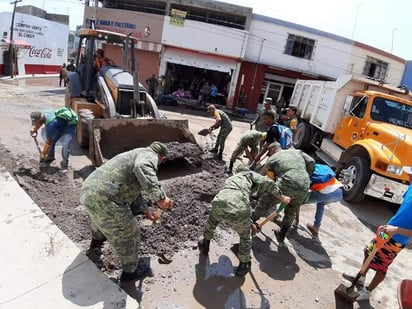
[0, 76, 410, 308]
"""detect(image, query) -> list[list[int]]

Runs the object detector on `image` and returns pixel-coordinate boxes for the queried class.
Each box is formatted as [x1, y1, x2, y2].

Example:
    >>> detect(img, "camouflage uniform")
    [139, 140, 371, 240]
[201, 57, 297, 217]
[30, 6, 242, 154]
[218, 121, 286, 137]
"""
[254, 149, 315, 238]
[230, 130, 265, 161]
[80, 146, 165, 273]
[213, 109, 233, 155]
[203, 170, 282, 263]
[252, 107, 275, 132]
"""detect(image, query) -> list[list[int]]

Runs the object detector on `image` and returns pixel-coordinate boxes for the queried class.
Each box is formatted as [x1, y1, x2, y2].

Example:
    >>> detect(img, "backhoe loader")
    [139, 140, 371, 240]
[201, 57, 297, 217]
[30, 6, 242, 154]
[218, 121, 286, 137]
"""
[65, 28, 195, 166]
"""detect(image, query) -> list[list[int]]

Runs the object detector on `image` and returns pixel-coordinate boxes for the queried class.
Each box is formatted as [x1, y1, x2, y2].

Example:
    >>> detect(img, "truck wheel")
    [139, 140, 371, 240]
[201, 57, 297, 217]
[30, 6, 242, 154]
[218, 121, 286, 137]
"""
[341, 156, 371, 203]
[293, 122, 312, 149]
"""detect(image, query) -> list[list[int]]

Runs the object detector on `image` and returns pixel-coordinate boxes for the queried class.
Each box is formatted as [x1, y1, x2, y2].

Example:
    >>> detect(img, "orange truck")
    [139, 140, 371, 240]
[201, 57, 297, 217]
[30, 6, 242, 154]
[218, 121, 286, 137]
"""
[290, 74, 412, 204]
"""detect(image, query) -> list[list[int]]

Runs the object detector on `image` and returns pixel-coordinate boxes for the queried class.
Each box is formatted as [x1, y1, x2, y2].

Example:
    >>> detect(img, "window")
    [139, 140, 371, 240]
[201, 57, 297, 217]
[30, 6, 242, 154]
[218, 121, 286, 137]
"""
[370, 97, 412, 129]
[2, 31, 7, 38]
[362, 56, 389, 81]
[284, 34, 315, 59]
[350, 96, 368, 118]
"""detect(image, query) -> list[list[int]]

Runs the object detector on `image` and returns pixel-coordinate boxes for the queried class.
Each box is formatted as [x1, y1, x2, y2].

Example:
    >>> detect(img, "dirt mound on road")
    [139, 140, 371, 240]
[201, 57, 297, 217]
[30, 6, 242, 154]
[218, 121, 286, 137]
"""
[0, 142, 227, 278]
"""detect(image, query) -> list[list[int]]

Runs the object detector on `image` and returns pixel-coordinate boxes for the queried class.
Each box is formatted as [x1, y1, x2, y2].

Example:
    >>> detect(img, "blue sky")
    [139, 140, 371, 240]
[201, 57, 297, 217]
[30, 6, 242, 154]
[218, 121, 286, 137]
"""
[0, 0, 411, 60]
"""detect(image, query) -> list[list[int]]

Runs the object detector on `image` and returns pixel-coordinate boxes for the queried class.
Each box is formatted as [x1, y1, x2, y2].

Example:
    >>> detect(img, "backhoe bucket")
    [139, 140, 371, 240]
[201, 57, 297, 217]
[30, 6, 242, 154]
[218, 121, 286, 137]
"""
[88, 118, 196, 166]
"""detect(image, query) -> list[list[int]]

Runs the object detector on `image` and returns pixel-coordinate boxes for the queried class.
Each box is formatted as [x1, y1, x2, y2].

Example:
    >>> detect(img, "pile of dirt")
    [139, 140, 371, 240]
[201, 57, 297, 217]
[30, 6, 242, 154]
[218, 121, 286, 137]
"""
[0, 142, 228, 279]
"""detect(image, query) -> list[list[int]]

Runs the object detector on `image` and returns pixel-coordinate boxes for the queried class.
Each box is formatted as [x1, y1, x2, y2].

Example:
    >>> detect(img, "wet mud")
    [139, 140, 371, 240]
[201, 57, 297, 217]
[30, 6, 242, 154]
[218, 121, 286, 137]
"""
[0, 141, 228, 279]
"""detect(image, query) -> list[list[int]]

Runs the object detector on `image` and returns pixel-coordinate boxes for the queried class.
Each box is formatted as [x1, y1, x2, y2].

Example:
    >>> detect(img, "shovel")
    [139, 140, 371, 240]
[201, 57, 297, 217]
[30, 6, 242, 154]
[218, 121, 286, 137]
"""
[251, 202, 286, 235]
[198, 128, 211, 136]
[32, 136, 42, 155]
[334, 227, 390, 303]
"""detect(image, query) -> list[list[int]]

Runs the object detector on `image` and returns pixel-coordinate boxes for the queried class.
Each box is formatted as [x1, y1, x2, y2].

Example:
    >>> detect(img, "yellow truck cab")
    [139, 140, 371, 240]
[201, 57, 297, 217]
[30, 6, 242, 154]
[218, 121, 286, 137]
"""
[291, 75, 412, 204]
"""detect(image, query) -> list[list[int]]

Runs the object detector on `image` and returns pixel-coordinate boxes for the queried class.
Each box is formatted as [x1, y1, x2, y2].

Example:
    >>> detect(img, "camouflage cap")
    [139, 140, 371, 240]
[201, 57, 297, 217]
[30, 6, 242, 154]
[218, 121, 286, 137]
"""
[207, 104, 216, 112]
[234, 162, 250, 174]
[264, 97, 273, 104]
[150, 141, 169, 156]
[30, 111, 42, 126]
[268, 142, 282, 152]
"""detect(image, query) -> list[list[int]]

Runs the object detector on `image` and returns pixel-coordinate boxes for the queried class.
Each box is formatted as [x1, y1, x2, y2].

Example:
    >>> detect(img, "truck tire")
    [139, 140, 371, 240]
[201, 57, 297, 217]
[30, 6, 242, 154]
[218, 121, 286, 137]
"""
[341, 156, 371, 203]
[293, 122, 312, 150]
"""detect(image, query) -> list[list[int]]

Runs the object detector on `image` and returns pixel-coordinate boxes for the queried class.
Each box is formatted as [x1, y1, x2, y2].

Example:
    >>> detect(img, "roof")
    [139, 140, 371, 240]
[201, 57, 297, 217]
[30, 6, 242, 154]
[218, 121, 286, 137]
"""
[1, 38, 31, 49]
[252, 14, 354, 45]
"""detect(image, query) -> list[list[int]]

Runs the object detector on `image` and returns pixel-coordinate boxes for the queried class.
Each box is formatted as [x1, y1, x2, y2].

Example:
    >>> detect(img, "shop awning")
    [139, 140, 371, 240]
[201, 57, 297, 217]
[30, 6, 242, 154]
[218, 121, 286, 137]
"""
[1, 38, 31, 49]
[163, 46, 237, 73]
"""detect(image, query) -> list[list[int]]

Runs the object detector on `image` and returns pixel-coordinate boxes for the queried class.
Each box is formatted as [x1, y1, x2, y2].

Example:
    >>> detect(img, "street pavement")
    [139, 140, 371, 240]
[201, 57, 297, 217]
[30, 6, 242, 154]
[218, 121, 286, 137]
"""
[0, 76, 411, 308]
[0, 168, 136, 308]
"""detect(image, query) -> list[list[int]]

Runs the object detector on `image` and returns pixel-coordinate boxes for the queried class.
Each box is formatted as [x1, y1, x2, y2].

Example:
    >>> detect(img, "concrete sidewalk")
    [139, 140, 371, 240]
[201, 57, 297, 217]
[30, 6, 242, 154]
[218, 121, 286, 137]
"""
[0, 168, 135, 308]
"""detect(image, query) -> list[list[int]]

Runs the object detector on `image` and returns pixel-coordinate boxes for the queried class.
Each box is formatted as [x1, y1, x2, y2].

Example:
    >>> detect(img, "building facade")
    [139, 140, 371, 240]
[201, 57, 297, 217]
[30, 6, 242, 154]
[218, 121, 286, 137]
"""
[91, 0, 251, 104]
[235, 14, 407, 112]
[0, 6, 69, 75]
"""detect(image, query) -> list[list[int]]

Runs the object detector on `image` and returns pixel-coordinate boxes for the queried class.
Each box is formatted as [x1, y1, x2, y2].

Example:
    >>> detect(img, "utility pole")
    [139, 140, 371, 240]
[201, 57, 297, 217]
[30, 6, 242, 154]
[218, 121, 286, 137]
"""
[251, 38, 265, 91]
[9, 0, 22, 78]
[391, 28, 397, 54]
[351, 3, 362, 39]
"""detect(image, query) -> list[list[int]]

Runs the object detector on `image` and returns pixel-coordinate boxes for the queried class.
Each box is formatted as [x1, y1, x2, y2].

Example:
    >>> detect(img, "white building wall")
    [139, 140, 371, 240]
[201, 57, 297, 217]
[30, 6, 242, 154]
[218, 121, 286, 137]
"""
[161, 16, 248, 59]
[0, 12, 68, 70]
[347, 45, 405, 86]
[246, 18, 353, 79]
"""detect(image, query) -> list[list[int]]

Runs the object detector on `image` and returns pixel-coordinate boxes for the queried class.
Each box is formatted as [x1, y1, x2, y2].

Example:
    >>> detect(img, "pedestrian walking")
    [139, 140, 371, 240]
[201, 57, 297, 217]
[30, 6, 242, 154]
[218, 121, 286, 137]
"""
[59, 63, 66, 87]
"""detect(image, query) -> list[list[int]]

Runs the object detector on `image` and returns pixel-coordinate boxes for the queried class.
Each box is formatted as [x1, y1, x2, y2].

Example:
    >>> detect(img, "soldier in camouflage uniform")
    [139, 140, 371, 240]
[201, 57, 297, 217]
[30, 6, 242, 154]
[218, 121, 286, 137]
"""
[253, 147, 315, 246]
[198, 164, 290, 276]
[80, 142, 173, 281]
[207, 104, 233, 160]
[251, 97, 275, 132]
[250, 97, 276, 151]
[227, 130, 267, 174]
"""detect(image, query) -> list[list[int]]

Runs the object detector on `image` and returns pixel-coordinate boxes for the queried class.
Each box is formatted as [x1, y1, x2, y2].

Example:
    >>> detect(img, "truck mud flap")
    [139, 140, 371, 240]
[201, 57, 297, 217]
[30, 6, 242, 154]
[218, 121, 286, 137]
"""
[88, 118, 196, 166]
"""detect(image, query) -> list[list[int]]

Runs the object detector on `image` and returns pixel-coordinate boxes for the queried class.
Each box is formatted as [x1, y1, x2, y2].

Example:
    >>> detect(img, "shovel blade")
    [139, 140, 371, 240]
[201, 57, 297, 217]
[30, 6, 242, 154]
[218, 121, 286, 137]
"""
[334, 283, 359, 303]
[198, 128, 211, 136]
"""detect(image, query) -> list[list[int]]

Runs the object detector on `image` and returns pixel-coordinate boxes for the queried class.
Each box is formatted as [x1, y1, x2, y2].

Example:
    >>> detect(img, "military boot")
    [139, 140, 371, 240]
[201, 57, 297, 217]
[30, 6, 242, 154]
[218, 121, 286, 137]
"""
[274, 226, 288, 247]
[86, 238, 106, 263]
[120, 264, 151, 282]
[198, 238, 210, 255]
[235, 261, 251, 276]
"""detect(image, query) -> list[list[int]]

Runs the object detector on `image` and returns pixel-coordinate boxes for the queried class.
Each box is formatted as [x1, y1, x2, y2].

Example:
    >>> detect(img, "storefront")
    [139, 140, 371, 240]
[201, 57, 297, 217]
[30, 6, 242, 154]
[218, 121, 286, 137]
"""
[160, 46, 239, 103]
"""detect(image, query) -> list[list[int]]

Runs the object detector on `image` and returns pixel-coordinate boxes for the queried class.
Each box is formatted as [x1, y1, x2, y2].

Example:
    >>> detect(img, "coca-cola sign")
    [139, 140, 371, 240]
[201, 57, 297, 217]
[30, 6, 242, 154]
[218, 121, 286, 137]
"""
[29, 46, 52, 58]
